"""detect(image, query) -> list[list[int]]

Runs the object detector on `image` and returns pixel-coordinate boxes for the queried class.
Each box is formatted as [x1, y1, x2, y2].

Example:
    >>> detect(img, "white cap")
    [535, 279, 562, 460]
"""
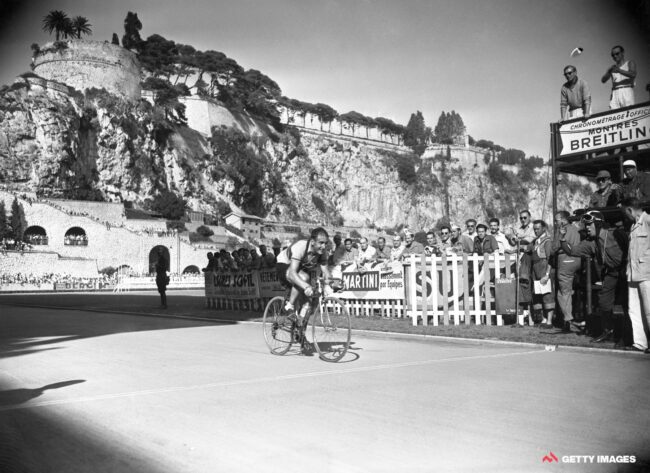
[623, 160, 637, 167]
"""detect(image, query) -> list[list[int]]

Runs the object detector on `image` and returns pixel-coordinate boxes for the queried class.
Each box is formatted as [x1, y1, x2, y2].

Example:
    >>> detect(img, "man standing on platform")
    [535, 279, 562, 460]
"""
[602, 45, 637, 109]
[560, 65, 591, 122]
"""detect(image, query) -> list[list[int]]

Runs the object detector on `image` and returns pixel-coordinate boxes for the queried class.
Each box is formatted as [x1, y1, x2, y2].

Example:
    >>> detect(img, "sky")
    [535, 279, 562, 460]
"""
[0, 0, 648, 158]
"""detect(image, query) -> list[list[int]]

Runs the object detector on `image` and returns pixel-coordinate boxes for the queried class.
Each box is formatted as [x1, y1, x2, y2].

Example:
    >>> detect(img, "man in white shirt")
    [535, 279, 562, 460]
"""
[489, 218, 514, 254]
[356, 237, 377, 271]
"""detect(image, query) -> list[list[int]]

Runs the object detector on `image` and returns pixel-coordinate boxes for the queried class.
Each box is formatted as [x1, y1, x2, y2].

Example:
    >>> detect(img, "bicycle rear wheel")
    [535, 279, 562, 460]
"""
[263, 296, 293, 355]
[311, 297, 351, 362]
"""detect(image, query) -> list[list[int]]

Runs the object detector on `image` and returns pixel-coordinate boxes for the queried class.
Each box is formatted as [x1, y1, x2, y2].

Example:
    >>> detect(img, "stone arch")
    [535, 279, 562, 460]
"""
[183, 265, 200, 274]
[149, 245, 170, 274]
[64, 226, 88, 246]
[24, 225, 48, 245]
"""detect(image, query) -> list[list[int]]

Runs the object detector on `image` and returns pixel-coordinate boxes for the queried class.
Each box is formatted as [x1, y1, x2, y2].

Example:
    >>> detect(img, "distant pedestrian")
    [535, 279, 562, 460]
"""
[155, 247, 170, 309]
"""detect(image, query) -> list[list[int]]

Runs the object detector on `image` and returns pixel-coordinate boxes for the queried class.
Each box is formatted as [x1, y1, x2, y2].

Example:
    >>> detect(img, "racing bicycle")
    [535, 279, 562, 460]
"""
[262, 278, 351, 362]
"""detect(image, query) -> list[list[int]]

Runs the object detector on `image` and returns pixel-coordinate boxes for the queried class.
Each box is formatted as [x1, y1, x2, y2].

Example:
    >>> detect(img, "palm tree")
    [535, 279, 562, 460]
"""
[70, 16, 92, 39]
[42, 10, 70, 41]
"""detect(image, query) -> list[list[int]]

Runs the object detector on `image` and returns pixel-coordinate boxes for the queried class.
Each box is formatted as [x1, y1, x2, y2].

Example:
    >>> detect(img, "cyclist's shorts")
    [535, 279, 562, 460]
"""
[276, 263, 291, 288]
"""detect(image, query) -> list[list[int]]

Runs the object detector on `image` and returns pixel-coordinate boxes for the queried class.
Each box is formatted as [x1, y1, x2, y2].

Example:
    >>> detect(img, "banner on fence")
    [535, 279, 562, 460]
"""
[205, 271, 259, 299]
[403, 254, 516, 312]
[337, 262, 404, 300]
[54, 280, 115, 291]
[257, 269, 286, 298]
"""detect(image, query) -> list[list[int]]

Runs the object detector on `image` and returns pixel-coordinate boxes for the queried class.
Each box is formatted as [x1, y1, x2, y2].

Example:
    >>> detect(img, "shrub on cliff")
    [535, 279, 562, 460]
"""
[210, 127, 286, 216]
[146, 191, 187, 220]
[0, 202, 9, 240]
[196, 225, 214, 237]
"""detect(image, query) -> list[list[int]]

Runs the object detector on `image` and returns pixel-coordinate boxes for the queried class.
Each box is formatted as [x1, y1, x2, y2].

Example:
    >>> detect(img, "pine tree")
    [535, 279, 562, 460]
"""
[0, 202, 9, 240]
[10, 198, 27, 241]
[404, 111, 428, 156]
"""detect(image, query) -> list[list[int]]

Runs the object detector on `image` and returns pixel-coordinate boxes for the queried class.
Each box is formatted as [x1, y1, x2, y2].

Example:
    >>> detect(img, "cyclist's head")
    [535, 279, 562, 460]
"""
[310, 227, 329, 254]
[310, 227, 329, 241]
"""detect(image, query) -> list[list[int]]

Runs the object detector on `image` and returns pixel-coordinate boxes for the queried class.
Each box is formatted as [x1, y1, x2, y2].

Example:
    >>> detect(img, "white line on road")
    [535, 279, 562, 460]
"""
[1, 349, 545, 412]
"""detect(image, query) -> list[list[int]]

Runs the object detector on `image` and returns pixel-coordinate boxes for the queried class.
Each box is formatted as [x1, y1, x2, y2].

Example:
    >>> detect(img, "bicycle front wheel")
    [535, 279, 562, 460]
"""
[263, 296, 293, 355]
[311, 297, 351, 362]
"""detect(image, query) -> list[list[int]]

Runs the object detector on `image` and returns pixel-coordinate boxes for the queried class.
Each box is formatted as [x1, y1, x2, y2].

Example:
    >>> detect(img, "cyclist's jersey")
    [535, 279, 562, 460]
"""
[286, 239, 328, 273]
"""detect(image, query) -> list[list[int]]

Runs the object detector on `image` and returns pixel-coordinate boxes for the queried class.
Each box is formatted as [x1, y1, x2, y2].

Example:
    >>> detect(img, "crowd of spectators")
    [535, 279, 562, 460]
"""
[0, 272, 116, 288]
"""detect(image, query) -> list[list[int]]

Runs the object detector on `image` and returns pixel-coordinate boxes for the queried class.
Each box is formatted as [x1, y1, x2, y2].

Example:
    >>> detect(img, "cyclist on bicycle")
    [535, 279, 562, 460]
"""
[276, 227, 334, 321]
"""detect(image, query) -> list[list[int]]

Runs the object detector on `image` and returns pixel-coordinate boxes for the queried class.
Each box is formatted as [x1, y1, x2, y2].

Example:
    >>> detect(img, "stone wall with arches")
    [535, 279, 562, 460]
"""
[0, 191, 212, 276]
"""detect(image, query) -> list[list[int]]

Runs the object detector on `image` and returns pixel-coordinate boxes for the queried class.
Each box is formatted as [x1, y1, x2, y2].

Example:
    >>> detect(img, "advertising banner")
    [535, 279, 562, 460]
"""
[338, 262, 404, 300]
[206, 271, 259, 299]
[257, 269, 286, 298]
[557, 103, 650, 157]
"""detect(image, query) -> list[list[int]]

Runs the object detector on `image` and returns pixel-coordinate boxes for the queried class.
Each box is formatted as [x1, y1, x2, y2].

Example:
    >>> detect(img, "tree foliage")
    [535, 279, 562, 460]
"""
[196, 225, 214, 237]
[497, 148, 526, 165]
[122, 11, 143, 51]
[0, 202, 9, 240]
[70, 16, 92, 39]
[404, 111, 428, 156]
[147, 191, 187, 220]
[42, 10, 71, 41]
[142, 77, 188, 124]
[433, 111, 465, 144]
[111, 33, 120, 45]
[10, 198, 27, 241]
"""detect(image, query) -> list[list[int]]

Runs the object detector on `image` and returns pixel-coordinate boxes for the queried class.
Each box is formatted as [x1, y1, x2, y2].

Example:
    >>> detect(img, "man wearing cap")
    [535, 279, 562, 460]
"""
[621, 160, 650, 202]
[560, 65, 591, 122]
[588, 170, 622, 208]
[450, 225, 471, 254]
[559, 210, 628, 342]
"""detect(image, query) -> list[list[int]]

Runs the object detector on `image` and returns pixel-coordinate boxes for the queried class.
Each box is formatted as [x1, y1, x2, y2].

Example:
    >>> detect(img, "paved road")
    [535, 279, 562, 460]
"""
[1, 299, 649, 472]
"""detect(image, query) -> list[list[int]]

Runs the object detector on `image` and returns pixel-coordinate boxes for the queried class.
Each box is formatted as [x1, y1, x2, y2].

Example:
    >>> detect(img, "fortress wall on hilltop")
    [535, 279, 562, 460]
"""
[33, 40, 141, 101]
[279, 106, 404, 146]
[181, 96, 270, 137]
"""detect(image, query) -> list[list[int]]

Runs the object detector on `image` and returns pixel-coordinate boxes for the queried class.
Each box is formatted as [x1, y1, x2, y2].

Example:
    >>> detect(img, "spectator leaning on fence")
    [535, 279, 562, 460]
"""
[463, 219, 477, 240]
[375, 237, 391, 260]
[356, 237, 377, 271]
[424, 231, 439, 256]
[259, 245, 277, 269]
[449, 225, 466, 255]
[437, 225, 453, 254]
[551, 211, 584, 333]
[341, 238, 359, 264]
[402, 230, 425, 259]
[390, 235, 405, 261]
[489, 218, 513, 254]
[473, 224, 498, 255]
[622, 197, 650, 353]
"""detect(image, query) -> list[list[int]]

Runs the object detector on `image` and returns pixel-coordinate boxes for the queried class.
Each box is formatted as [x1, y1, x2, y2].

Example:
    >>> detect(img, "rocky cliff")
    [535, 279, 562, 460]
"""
[0, 77, 591, 231]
